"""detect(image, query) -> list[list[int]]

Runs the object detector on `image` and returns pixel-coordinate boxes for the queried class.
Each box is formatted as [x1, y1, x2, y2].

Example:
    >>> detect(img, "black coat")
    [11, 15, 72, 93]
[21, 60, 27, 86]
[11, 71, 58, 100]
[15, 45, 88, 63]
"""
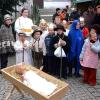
[52, 34, 70, 56]
[93, 14, 100, 25]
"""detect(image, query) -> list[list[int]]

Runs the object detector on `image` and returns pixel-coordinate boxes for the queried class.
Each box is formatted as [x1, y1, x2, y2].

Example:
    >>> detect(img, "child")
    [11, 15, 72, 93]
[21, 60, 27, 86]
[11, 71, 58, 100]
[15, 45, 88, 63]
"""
[80, 29, 100, 86]
[43, 23, 55, 74]
[79, 17, 89, 39]
[52, 24, 70, 79]
[14, 33, 33, 65]
[32, 29, 43, 68]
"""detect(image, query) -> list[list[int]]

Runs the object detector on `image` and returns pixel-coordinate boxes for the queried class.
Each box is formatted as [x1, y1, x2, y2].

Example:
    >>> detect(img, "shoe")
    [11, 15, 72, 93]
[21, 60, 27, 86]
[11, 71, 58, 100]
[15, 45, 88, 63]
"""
[88, 83, 96, 86]
[68, 73, 72, 77]
[63, 76, 67, 79]
[80, 80, 88, 84]
[74, 73, 82, 78]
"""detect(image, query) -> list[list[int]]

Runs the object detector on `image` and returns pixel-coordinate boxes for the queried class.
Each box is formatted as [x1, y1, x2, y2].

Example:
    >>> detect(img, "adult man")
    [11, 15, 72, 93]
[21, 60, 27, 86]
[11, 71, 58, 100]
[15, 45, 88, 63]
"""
[93, 5, 100, 25]
[83, 6, 95, 29]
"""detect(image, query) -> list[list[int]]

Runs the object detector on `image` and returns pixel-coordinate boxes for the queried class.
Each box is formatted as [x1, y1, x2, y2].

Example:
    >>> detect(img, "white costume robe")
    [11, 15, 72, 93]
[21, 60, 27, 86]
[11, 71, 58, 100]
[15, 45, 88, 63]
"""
[14, 40, 33, 65]
[15, 16, 34, 41]
[40, 30, 48, 56]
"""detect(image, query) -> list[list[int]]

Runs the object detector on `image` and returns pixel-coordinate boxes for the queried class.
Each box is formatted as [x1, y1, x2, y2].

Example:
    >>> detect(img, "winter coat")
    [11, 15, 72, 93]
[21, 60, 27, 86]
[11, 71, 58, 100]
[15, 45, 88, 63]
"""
[80, 38, 100, 69]
[0, 24, 15, 54]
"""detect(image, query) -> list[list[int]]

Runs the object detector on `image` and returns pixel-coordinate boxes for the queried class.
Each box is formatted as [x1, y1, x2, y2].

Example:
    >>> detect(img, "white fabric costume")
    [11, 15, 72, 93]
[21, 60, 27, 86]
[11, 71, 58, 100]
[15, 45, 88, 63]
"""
[23, 70, 57, 96]
[15, 16, 34, 41]
[14, 40, 33, 65]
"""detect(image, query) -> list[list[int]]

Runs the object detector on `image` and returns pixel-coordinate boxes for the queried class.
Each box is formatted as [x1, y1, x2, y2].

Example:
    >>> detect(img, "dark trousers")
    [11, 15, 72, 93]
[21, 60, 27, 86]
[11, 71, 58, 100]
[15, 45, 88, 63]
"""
[46, 55, 56, 75]
[43, 56, 47, 72]
[83, 67, 96, 85]
[0, 53, 9, 69]
[55, 57, 67, 78]
[68, 57, 81, 76]
[32, 52, 43, 68]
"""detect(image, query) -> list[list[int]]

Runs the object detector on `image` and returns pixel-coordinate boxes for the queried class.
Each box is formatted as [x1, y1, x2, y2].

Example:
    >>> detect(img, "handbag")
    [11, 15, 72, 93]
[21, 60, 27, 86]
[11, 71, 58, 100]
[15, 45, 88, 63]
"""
[54, 47, 66, 57]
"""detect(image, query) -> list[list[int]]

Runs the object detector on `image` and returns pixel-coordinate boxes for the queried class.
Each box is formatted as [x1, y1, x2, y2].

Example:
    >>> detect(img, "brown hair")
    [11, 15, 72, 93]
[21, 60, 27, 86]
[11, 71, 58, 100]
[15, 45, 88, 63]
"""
[21, 8, 28, 15]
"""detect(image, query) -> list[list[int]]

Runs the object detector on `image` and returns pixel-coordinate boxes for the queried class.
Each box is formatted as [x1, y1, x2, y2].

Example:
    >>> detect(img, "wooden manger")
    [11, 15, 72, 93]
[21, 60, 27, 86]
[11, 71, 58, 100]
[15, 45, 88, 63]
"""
[1, 64, 68, 100]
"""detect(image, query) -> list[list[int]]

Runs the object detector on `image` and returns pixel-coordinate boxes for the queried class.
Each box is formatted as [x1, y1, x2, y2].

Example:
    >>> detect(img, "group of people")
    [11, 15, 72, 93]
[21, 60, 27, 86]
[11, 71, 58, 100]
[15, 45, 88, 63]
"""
[0, 5, 100, 86]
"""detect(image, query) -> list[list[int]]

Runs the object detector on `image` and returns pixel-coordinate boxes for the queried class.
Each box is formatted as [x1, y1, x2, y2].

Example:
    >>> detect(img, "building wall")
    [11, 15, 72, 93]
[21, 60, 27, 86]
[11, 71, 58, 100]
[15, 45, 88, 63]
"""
[34, 0, 43, 8]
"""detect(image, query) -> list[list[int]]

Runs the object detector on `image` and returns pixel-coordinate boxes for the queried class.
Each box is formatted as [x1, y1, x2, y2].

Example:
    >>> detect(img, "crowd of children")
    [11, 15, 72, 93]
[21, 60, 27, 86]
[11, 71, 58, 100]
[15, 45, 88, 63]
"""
[0, 5, 100, 86]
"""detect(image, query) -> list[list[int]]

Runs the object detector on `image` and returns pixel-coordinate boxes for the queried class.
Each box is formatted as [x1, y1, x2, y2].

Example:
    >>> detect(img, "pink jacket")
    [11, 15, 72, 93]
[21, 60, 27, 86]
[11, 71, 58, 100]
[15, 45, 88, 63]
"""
[80, 38, 100, 69]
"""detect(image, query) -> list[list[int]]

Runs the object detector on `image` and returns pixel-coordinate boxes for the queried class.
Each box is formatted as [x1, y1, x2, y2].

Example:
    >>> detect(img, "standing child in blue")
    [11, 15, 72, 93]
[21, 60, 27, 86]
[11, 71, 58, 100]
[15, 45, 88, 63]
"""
[68, 20, 84, 77]
[43, 23, 55, 74]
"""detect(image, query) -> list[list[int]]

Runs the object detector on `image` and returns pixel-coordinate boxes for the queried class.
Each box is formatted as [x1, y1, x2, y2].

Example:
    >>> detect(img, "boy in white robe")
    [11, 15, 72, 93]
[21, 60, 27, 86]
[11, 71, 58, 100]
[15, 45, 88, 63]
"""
[14, 33, 33, 65]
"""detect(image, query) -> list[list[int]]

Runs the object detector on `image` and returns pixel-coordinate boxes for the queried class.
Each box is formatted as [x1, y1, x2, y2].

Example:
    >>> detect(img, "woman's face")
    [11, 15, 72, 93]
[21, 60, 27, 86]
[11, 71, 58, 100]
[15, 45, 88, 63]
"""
[76, 22, 80, 29]
[5, 19, 12, 25]
[54, 17, 61, 25]
[57, 29, 63, 35]
[97, 8, 100, 14]
[22, 10, 29, 17]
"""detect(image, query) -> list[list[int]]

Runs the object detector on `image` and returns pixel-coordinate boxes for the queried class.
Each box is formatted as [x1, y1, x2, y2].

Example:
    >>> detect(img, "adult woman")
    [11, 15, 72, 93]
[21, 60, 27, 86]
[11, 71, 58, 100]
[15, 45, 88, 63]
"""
[15, 8, 34, 41]
[0, 14, 15, 69]
[68, 20, 84, 77]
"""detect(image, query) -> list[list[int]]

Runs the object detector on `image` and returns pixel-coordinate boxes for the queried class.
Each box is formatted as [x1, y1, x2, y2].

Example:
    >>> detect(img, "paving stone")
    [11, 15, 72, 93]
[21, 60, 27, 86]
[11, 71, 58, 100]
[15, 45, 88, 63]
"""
[92, 92, 100, 97]
[88, 88, 96, 93]
[95, 97, 100, 100]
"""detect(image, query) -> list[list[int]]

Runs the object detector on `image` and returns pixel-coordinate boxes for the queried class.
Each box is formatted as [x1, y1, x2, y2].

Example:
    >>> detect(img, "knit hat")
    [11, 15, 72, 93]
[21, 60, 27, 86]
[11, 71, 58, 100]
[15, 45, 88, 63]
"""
[4, 14, 12, 21]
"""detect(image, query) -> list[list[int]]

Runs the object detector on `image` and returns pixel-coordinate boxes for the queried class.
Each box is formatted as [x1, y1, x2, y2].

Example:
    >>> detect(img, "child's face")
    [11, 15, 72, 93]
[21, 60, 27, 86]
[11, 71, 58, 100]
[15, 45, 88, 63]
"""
[76, 22, 80, 29]
[90, 33, 97, 42]
[57, 29, 63, 35]
[19, 35, 26, 42]
[39, 23, 47, 30]
[48, 28, 54, 35]
[34, 32, 41, 39]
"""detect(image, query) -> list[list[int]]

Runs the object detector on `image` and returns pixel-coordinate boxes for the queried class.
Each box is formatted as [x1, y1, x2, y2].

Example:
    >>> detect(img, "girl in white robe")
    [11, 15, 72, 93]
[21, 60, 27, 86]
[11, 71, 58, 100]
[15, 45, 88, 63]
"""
[15, 8, 35, 41]
[14, 33, 33, 65]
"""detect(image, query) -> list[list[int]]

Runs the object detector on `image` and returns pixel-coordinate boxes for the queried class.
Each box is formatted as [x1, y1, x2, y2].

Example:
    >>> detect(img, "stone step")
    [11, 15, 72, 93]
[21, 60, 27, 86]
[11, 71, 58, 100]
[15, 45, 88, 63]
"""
[39, 8, 55, 15]
[40, 15, 53, 22]
[39, 8, 55, 22]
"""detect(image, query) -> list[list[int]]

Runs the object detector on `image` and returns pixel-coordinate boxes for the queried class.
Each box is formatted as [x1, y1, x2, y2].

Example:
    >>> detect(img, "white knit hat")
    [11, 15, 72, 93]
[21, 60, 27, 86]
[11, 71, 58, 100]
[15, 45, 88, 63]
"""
[48, 23, 55, 29]
[4, 14, 12, 21]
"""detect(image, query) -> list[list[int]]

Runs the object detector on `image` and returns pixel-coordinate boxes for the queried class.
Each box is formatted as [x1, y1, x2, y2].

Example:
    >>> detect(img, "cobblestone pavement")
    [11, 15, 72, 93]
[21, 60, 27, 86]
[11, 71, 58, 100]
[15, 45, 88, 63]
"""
[0, 56, 100, 100]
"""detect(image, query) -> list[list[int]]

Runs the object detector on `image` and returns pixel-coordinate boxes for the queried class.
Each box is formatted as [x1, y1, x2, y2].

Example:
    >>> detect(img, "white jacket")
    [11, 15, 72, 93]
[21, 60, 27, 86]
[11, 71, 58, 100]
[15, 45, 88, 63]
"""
[14, 40, 33, 65]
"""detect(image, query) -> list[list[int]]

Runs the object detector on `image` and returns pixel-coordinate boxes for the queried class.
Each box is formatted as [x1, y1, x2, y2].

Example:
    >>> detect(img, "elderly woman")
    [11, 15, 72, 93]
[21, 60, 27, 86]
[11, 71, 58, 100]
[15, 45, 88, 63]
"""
[0, 14, 15, 69]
